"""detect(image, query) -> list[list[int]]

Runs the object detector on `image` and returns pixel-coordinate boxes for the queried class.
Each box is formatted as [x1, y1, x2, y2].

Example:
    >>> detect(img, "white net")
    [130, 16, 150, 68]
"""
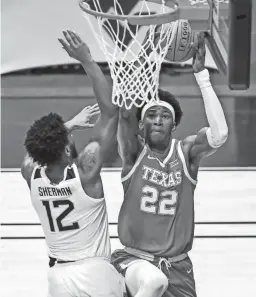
[80, 0, 180, 109]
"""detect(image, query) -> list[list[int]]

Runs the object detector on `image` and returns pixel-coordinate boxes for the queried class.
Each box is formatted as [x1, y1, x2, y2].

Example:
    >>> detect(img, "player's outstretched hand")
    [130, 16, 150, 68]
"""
[71, 104, 100, 130]
[192, 32, 206, 73]
[58, 30, 92, 63]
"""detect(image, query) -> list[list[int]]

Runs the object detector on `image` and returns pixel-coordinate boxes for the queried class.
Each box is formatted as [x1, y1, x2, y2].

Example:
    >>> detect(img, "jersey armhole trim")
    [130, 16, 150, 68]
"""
[163, 138, 176, 165]
[121, 146, 147, 183]
[177, 141, 197, 186]
[30, 165, 39, 186]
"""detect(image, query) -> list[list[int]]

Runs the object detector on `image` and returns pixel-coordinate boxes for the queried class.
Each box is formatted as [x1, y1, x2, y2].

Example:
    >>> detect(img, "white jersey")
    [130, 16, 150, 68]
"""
[30, 163, 111, 261]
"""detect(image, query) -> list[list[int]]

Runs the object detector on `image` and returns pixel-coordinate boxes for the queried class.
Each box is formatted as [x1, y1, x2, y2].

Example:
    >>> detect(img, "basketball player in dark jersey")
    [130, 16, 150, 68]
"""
[21, 31, 123, 297]
[112, 33, 229, 297]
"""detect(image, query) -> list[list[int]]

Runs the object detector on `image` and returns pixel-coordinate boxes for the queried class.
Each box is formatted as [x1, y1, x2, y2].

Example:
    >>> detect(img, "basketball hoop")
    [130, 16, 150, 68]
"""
[79, 0, 180, 25]
[79, 0, 180, 109]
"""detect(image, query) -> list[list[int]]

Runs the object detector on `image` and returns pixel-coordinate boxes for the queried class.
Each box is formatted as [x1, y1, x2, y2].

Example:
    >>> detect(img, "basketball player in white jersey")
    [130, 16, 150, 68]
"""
[111, 33, 229, 297]
[21, 30, 123, 297]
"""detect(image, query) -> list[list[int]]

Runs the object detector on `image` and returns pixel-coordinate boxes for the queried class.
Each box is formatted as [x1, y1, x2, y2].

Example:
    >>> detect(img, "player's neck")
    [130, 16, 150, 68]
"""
[149, 137, 173, 156]
[44, 160, 71, 184]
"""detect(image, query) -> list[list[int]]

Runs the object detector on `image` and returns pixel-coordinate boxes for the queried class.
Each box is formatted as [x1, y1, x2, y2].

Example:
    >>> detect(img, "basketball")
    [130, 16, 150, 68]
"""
[156, 19, 198, 63]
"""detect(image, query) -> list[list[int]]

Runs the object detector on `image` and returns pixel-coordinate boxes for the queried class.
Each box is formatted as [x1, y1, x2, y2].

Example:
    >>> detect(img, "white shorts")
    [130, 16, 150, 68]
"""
[48, 257, 124, 297]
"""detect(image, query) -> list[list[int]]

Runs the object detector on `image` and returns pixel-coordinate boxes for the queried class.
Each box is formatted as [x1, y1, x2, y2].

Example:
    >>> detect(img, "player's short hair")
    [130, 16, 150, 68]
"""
[24, 113, 69, 166]
[137, 89, 183, 126]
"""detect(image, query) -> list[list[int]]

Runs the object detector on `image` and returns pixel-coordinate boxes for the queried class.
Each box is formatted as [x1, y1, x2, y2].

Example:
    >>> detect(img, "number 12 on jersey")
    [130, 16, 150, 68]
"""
[141, 185, 178, 215]
[42, 200, 79, 232]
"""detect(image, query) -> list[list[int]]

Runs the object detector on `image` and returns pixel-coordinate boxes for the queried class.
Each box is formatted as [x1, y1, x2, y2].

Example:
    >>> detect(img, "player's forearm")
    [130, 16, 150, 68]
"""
[195, 69, 228, 147]
[118, 108, 139, 163]
[80, 59, 116, 116]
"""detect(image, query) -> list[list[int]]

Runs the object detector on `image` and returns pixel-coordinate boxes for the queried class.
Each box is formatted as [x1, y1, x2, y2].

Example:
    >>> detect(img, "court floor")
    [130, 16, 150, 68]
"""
[1, 170, 256, 297]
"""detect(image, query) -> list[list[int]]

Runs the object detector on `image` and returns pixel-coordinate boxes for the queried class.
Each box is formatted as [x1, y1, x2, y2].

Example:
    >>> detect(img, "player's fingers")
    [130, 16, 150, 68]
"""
[89, 103, 99, 108]
[90, 105, 100, 112]
[89, 105, 100, 113]
[72, 31, 83, 43]
[90, 111, 100, 117]
[190, 41, 197, 51]
[198, 36, 206, 56]
[190, 32, 199, 49]
[81, 106, 90, 112]
[198, 32, 205, 48]
[58, 38, 72, 55]
[86, 123, 95, 128]
[63, 30, 76, 48]
[67, 30, 80, 45]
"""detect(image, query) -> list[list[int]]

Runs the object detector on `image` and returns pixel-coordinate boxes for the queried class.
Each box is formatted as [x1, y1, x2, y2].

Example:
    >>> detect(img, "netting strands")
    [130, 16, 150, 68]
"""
[79, 0, 180, 109]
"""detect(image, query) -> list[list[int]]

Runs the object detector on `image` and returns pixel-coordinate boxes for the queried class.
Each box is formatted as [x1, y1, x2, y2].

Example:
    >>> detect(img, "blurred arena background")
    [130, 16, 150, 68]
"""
[1, 0, 256, 297]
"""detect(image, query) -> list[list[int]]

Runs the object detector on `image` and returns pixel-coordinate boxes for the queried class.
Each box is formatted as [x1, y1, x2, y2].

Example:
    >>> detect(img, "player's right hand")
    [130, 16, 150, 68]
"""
[71, 104, 100, 130]
[58, 30, 92, 63]
[192, 32, 206, 73]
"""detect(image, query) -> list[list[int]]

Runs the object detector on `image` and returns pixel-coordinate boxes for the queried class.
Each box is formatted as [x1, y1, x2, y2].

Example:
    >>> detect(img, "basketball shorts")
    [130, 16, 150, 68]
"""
[111, 249, 197, 297]
[48, 257, 124, 297]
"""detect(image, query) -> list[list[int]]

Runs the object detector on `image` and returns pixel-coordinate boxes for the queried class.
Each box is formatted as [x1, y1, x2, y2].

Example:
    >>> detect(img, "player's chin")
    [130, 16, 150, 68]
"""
[149, 132, 166, 143]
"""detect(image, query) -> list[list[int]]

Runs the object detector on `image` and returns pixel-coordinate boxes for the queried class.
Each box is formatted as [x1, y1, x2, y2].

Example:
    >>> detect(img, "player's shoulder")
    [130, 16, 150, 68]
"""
[77, 141, 100, 168]
[76, 141, 101, 180]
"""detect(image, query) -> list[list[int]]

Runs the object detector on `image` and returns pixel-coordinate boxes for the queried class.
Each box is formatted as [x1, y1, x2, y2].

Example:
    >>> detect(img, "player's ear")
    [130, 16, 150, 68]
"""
[65, 145, 71, 157]
[172, 122, 176, 132]
[139, 120, 144, 130]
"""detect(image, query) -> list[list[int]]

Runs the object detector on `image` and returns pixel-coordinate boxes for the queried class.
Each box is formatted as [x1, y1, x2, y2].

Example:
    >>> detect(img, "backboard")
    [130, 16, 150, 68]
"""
[206, 0, 253, 90]
[81, 0, 253, 90]
[205, 0, 229, 75]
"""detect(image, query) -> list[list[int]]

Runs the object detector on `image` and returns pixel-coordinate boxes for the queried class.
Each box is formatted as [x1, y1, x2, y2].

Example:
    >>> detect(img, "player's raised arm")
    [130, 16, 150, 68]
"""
[118, 106, 142, 176]
[59, 30, 114, 117]
[59, 30, 118, 180]
[184, 32, 228, 162]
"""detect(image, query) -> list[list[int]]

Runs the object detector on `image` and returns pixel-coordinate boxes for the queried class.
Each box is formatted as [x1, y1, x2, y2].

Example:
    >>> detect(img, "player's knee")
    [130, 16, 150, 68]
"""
[141, 273, 168, 294]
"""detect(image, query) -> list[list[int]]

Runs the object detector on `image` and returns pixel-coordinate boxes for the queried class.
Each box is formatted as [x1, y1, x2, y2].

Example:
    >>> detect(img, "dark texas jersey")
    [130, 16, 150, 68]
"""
[118, 139, 197, 257]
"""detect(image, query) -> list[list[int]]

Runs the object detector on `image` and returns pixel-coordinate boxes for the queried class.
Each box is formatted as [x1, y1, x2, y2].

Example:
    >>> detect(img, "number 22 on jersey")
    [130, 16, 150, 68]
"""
[141, 185, 178, 215]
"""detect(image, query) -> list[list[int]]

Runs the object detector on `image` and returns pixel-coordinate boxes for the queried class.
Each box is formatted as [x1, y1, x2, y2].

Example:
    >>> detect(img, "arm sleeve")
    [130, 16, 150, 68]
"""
[194, 69, 228, 148]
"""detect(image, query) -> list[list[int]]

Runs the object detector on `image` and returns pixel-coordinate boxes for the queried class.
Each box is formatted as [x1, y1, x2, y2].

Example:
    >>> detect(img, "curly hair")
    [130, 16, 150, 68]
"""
[24, 113, 69, 166]
[137, 89, 183, 126]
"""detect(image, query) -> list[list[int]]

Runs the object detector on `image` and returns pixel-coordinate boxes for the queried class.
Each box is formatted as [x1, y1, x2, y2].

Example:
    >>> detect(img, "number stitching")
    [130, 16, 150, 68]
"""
[53, 200, 80, 231]
[42, 200, 79, 232]
[42, 201, 55, 232]
[140, 185, 158, 214]
[159, 190, 177, 216]
[140, 186, 177, 216]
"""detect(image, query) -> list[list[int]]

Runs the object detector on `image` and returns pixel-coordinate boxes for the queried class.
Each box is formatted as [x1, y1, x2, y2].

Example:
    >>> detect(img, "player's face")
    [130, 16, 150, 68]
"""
[142, 106, 174, 145]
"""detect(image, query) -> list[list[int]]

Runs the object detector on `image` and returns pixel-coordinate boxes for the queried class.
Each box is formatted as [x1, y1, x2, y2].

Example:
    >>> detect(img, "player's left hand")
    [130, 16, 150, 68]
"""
[70, 104, 100, 130]
[192, 32, 206, 73]
[58, 30, 92, 63]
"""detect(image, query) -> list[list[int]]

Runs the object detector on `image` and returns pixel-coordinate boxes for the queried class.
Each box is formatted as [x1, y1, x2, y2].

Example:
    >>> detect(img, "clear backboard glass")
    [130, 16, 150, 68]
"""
[208, 0, 254, 90]
[206, 0, 229, 74]
[82, 0, 254, 86]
